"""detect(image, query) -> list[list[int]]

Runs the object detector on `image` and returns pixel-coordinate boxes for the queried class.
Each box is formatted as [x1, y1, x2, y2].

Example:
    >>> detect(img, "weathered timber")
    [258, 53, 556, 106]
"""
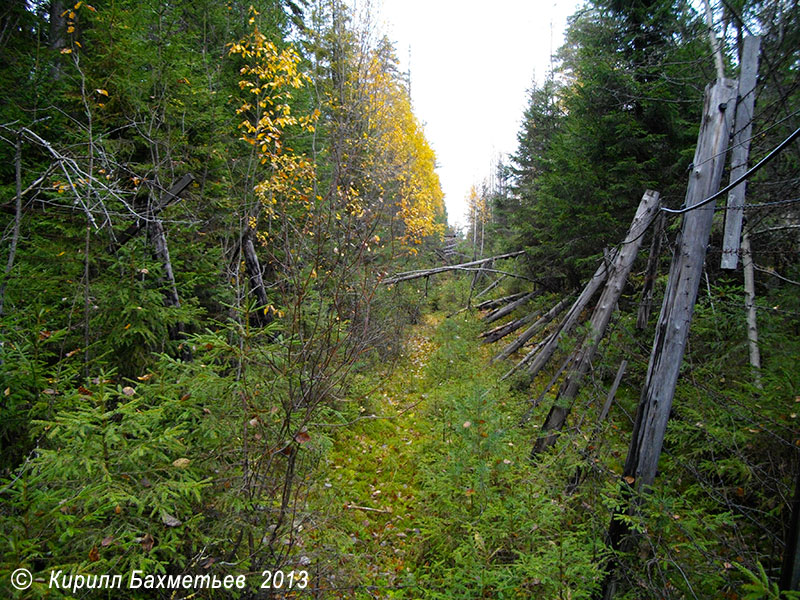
[474, 275, 507, 299]
[382, 250, 525, 284]
[481, 310, 540, 344]
[532, 190, 661, 456]
[501, 335, 551, 381]
[493, 296, 571, 363]
[519, 354, 574, 425]
[741, 230, 762, 387]
[721, 36, 761, 269]
[243, 228, 271, 326]
[599, 359, 627, 423]
[475, 292, 527, 311]
[484, 290, 541, 324]
[624, 80, 736, 490]
[526, 252, 617, 380]
[149, 220, 181, 309]
[636, 212, 665, 330]
[599, 79, 737, 600]
[112, 173, 195, 251]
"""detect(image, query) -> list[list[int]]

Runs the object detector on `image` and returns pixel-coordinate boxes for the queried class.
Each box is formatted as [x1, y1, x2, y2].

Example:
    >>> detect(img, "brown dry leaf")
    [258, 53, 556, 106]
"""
[180, 393, 191, 401]
[137, 373, 154, 381]
[141, 533, 154, 552]
[66, 348, 81, 358]
[78, 385, 92, 396]
[114, 504, 122, 514]
[623, 476, 635, 485]
[294, 430, 311, 444]
[172, 458, 191, 469]
[101, 535, 114, 547]
[88, 546, 100, 562]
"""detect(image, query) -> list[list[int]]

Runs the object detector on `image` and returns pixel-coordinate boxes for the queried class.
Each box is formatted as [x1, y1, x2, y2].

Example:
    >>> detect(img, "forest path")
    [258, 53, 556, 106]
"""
[307, 312, 444, 598]
[305, 306, 534, 598]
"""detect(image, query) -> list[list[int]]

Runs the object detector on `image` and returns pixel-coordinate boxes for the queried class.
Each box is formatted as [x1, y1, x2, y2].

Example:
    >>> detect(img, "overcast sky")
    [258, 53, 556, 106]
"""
[369, 0, 583, 230]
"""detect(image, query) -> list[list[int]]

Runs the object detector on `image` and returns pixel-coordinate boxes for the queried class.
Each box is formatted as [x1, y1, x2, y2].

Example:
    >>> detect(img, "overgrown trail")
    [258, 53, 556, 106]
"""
[304, 307, 607, 599]
[309, 313, 443, 598]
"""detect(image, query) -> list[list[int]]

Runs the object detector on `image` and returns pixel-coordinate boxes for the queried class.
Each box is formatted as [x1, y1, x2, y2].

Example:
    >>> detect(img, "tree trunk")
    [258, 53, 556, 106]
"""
[0, 132, 22, 320]
[150, 219, 181, 309]
[242, 228, 272, 327]
[741, 230, 761, 387]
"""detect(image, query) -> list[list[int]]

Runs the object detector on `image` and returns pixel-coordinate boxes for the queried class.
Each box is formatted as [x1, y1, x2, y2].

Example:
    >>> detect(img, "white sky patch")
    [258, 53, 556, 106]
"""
[372, 0, 583, 230]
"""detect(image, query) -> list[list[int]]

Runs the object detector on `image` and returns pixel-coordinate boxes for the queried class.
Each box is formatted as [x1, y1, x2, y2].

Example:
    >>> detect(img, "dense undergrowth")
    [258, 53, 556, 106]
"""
[300, 272, 800, 600]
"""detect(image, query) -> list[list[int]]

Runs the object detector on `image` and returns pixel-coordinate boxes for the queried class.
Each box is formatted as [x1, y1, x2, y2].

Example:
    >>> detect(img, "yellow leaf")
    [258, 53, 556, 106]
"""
[172, 458, 191, 468]
[74, 40, 82, 47]
[67, 26, 75, 33]
[96, 88, 109, 96]
[60, 48, 72, 54]
[74, 1, 83, 8]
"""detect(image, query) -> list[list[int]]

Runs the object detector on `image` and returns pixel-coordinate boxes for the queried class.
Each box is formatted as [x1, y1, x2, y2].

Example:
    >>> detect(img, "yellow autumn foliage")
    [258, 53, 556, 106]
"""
[229, 12, 318, 222]
[366, 56, 444, 247]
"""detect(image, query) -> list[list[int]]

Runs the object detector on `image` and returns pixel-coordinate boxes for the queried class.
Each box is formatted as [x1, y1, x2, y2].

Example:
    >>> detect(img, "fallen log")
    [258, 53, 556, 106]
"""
[382, 250, 525, 284]
[493, 297, 571, 363]
[481, 310, 540, 344]
[474, 292, 527, 311]
[484, 290, 542, 324]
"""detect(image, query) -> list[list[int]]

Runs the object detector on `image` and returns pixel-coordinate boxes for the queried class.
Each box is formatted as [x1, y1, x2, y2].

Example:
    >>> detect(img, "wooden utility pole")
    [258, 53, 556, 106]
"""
[598, 78, 737, 600]
[532, 190, 661, 456]
[526, 253, 616, 380]
[636, 212, 664, 329]
[719, 36, 763, 384]
[721, 36, 761, 269]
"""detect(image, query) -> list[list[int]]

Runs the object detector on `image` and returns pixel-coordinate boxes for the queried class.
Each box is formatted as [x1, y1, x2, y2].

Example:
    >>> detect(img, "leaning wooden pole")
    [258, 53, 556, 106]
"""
[382, 250, 525, 284]
[532, 190, 661, 457]
[526, 252, 617, 380]
[721, 36, 760, 270]
[598, 78, 737, 600]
